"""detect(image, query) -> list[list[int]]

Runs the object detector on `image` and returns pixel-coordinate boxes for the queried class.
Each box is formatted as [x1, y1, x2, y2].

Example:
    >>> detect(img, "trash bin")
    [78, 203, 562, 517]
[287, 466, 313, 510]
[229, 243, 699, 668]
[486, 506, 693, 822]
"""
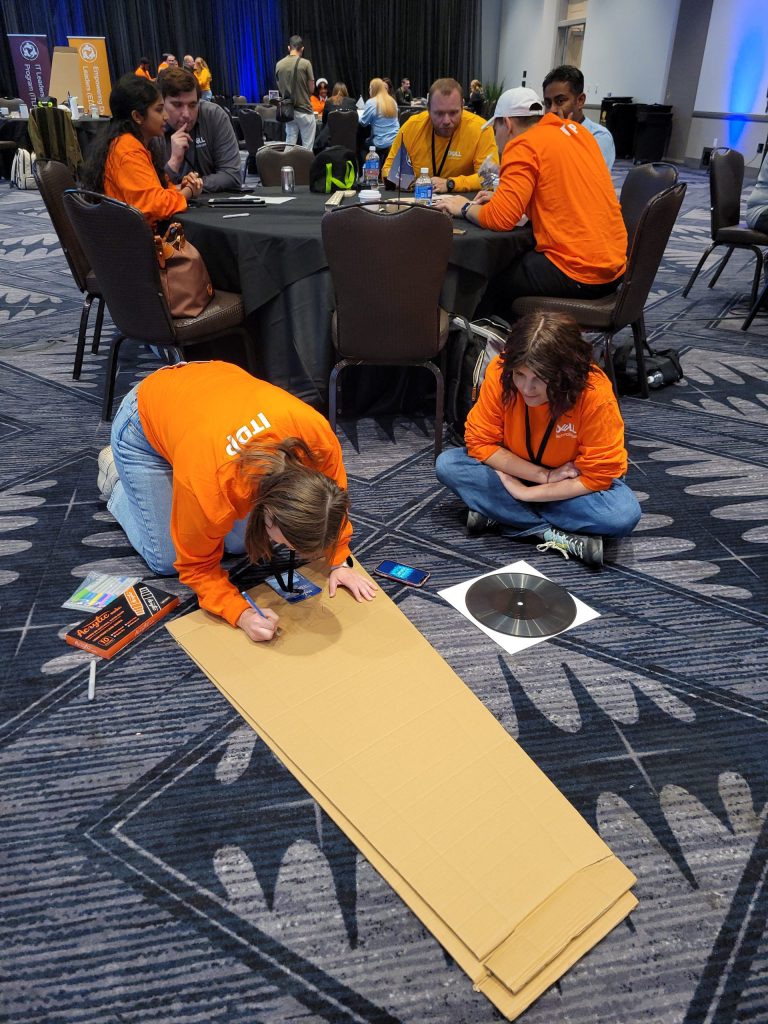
[632, 104, 673, 163]
[604, 101, 637, 160]
[599, 96, 633, 127]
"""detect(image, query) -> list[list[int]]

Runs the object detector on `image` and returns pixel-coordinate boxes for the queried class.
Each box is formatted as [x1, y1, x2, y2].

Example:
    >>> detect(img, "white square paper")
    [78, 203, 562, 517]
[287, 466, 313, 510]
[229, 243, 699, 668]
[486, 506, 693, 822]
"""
[438, 559, 600, 655]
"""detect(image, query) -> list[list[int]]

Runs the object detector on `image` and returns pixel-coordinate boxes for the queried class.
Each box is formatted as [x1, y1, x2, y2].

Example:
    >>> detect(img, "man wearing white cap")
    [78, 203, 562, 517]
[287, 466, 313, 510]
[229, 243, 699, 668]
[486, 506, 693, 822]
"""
[435, 86, 626, 315]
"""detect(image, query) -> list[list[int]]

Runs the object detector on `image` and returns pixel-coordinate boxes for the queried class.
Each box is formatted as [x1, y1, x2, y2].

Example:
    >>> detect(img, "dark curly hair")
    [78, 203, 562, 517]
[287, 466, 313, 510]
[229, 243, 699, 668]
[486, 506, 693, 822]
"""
[83, 74, 167, 193]
[500, 312, 594, 417]
[239, 438, 349, 563]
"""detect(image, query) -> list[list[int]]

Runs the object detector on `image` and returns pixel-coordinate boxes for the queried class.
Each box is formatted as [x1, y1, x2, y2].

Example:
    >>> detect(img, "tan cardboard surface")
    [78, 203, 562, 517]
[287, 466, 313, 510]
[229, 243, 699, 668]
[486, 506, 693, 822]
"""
[168, 561, 637, 1018]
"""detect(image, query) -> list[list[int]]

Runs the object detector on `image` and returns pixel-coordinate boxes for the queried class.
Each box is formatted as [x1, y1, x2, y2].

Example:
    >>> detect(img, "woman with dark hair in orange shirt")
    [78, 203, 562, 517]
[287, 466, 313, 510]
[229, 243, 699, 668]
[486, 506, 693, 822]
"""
[83, 73, 202, 227]
[436, 313, 641, 568]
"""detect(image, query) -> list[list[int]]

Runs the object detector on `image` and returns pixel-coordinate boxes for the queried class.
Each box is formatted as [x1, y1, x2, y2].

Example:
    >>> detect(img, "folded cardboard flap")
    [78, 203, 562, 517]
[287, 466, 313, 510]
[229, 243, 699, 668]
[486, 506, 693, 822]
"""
[167, 563, 638, 1020]
[483, 856, 636, 992]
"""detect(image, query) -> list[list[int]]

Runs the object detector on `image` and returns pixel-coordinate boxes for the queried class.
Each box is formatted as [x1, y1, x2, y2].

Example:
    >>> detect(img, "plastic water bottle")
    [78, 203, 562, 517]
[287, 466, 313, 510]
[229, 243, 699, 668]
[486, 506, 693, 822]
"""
[363, 146, 379, 187]
[414, 167, 433, 206]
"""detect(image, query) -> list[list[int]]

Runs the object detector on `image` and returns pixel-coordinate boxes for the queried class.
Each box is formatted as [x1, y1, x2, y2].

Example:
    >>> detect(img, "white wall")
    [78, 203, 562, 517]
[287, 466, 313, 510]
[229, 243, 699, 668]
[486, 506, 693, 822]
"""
[495, 0, 680, 101]
[495, 0, 559, 94]
[694, 0, 768, 114]
[579, 0, 681, 104]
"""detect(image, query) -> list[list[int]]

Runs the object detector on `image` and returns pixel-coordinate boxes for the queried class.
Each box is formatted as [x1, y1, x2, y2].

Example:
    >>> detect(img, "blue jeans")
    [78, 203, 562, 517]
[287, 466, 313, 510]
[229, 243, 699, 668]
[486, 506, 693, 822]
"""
[435, 447, 641, 538]
[108, 385, 248, 575]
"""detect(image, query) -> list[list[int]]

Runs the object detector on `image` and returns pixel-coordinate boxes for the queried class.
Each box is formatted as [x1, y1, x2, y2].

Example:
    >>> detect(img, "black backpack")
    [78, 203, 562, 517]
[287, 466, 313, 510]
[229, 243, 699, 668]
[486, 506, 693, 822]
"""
[445, 316, 509, 442]
[310, 146, 358, 193]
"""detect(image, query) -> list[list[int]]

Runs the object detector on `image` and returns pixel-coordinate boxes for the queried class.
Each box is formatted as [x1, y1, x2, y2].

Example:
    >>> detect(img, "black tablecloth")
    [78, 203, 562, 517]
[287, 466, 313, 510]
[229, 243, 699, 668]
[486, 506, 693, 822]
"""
[0, 115, 108, 174]
[178, 187, 532, 407]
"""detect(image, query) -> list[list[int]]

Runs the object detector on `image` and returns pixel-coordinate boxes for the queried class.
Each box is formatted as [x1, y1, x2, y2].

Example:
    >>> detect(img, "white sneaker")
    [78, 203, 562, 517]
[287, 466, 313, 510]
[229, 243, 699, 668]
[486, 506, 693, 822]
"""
[97, 446, 118, 501]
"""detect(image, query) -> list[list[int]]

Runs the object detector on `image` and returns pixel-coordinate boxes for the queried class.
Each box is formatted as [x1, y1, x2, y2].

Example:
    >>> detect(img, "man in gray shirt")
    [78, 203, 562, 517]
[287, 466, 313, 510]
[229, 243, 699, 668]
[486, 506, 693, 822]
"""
[156, 67, 242, 192]
[542, 64, 615, 170]
[275, 35, 315, 151]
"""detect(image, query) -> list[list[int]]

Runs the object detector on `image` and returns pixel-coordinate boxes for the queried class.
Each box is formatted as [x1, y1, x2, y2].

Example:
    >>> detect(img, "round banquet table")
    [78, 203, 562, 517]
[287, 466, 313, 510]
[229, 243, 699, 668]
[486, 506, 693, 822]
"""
[178, 186, 532, 409]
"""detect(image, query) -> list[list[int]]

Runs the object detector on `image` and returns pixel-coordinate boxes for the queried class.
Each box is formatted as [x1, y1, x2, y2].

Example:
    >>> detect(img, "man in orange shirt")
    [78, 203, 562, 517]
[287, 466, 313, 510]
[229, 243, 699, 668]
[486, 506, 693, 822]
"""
[98, 362, 377, 643]
[134, 57, 153, 81]
[434, 86, 626, 319]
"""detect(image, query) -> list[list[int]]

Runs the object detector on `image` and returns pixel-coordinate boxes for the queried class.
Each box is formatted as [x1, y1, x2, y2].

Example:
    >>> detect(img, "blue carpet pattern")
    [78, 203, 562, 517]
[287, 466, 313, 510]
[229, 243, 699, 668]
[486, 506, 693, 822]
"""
[1, 165, 767, 1024]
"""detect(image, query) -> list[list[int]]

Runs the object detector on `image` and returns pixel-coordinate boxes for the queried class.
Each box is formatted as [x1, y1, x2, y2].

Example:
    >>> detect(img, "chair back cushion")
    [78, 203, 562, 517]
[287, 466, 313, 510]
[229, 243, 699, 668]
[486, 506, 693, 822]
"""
[327, 109, 359, 154]
[619, 162, 678, 255]
[710, 148, 744, 235]
[256, 145, 314, 186]
[28, 106, 83, 175]
[238, 108, 264, 154]
[63, 190, 175, 343]
[613, 183, 687, 329]
[34, 159, 92, 293]
[321, 204, 453, 361]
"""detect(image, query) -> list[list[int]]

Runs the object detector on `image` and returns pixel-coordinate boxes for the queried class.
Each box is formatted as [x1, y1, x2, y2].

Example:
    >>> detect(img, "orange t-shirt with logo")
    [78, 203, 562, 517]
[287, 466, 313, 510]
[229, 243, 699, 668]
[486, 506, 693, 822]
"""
[477, 112, 627, 285]
[464, 355, 628, 491]
[137, 362, 352, 626]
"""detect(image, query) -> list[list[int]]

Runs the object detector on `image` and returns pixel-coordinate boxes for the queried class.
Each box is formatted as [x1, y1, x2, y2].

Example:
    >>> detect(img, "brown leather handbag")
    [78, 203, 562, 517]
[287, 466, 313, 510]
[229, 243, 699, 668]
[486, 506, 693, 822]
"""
[154, 222, 214, 318]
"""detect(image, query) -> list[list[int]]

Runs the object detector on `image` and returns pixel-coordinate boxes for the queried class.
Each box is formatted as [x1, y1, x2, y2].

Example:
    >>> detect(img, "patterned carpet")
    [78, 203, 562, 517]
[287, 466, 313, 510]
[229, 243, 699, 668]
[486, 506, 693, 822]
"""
[1, 164, 767, 1024]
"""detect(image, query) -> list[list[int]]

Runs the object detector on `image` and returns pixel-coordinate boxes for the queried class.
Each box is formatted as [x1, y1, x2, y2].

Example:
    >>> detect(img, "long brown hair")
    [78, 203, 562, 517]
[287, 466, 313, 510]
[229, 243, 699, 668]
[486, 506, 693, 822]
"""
[239, 439, 349, 562]
[500, 312, 594, 417]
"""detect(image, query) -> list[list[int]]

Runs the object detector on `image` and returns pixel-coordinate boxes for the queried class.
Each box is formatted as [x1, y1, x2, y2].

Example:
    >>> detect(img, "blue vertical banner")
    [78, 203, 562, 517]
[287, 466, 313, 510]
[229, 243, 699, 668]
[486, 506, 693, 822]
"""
[7, 34, 52, 106]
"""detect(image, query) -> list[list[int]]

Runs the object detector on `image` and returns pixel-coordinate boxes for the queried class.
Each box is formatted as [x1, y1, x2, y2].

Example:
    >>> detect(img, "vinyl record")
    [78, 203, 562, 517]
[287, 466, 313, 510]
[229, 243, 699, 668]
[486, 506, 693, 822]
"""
[465, 572, 577, 638]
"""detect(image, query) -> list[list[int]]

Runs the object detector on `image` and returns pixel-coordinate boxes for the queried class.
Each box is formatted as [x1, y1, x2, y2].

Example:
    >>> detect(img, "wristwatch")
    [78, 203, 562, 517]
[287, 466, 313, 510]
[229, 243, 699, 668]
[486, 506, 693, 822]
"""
[460, 201, 472, 220]
[446, 178, 456, 192]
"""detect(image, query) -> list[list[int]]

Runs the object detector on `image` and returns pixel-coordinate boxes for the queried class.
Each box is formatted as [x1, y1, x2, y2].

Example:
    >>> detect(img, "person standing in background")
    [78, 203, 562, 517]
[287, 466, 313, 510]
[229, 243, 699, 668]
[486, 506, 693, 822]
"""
[182, 55, 195, 72]
[467, 79, 485, 116]
[194, 57, 213, 101]
[275, 35, 316, 151]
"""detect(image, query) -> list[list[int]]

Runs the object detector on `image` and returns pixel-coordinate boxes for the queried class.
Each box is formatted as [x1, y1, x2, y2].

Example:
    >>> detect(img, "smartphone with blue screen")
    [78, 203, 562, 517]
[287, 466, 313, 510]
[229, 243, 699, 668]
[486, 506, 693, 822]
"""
[373, 560, 430, 587]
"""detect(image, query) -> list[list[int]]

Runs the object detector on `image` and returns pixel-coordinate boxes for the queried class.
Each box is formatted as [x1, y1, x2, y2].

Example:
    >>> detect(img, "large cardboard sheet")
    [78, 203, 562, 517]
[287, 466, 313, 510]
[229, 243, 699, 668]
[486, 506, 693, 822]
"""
[168, 562, 637, 1018]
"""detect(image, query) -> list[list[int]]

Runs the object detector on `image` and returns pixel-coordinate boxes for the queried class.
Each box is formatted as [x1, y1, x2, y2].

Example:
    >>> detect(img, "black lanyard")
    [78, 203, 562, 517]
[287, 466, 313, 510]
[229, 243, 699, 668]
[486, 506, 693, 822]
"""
[524, 406, 557, 465]
[431, 129, 454, 177]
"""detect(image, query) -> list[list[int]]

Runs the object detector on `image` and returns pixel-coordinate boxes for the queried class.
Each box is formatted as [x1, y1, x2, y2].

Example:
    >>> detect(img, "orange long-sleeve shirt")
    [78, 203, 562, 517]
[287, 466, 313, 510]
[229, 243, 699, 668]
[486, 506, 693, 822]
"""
[137, 362, 353, 626]
[104, 132, 187, 227]
[478, 112, 626, 285]
[465, 356, 628, 491]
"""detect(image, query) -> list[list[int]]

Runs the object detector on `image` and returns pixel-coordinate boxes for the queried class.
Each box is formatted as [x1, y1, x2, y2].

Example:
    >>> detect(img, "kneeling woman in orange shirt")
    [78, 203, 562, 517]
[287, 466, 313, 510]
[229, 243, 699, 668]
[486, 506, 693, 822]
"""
[436, 313, 641, 568]
[98, 362, 377, 643]
[84, 73, 202, 227]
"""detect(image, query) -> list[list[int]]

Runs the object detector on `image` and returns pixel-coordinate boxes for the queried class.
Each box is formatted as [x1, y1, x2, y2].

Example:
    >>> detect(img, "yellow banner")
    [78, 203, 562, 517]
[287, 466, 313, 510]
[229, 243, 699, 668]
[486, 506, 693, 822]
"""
[66, 36, 112, 115]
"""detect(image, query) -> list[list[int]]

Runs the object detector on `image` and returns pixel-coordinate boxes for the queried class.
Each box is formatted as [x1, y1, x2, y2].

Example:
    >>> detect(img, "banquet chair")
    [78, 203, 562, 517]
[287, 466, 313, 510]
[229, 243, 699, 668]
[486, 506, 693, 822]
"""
[322, 204, 453, 457]
[398, 108, 421, 127]
[64, 190, 251, 421]
[28, 105, 83, 177]
[256, 145, 314, 186]
[512, 183, 687, 400]
[33, 160, 105, 378]
[619, 162, 678, 254]
[327, 110, 358, 155]
[238, 108, 265, 178]
[682, 148, 768, 312]
[0, 139, 17, 182]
